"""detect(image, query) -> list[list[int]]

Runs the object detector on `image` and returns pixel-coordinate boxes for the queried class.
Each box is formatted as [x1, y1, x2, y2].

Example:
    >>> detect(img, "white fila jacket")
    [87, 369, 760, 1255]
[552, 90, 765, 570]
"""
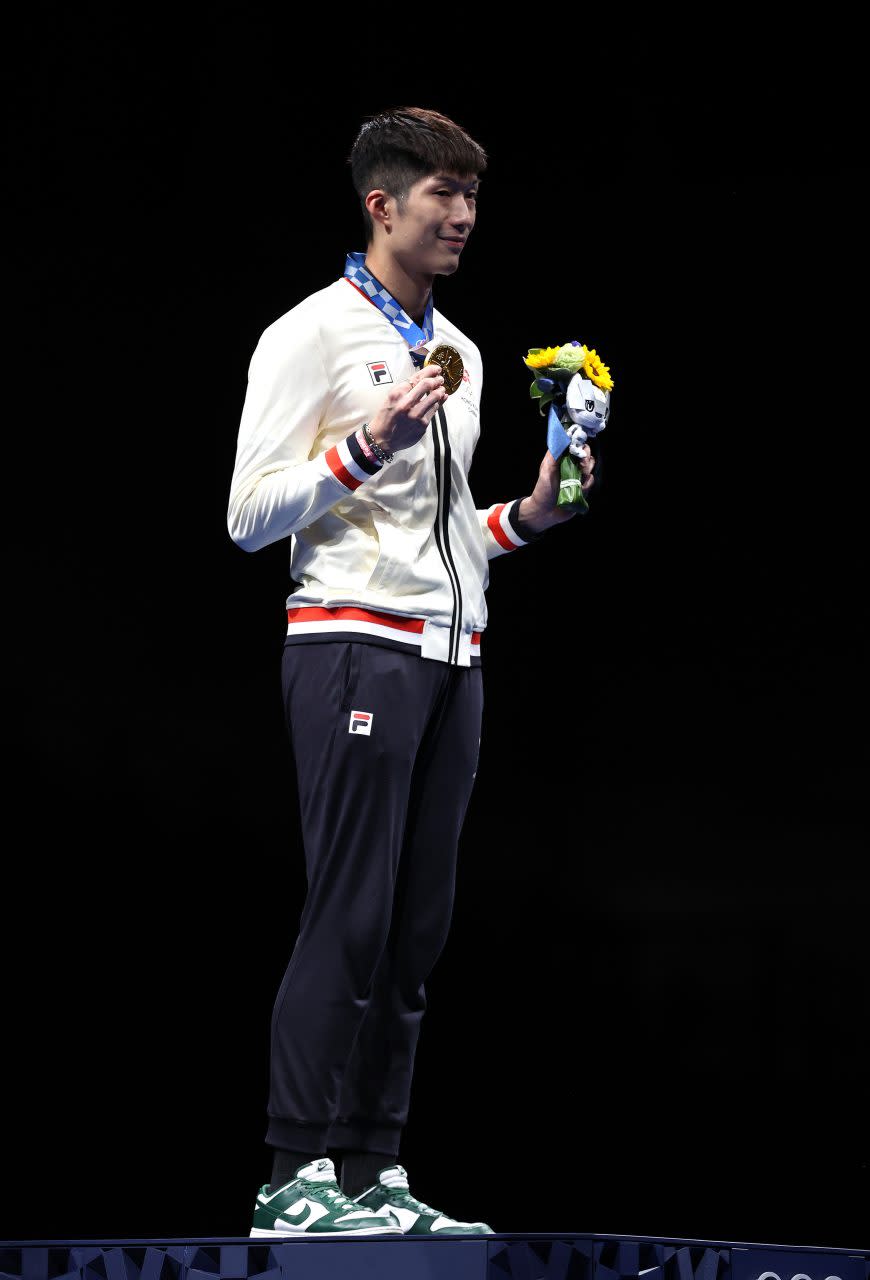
[227, 266, 544, 667]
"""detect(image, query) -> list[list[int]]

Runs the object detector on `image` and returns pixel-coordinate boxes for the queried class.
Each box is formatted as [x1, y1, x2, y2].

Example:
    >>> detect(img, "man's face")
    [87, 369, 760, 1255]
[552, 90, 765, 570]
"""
[387, 170, 479, 276]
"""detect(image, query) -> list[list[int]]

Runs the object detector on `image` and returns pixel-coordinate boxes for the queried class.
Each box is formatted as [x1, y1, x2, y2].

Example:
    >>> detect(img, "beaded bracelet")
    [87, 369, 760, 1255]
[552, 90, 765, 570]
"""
[362, 421, 393, 465]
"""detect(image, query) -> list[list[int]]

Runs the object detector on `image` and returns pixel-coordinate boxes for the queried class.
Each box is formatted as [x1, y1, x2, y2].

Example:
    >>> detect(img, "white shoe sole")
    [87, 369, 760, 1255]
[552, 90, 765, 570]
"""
[249, 1225, 403, 1238]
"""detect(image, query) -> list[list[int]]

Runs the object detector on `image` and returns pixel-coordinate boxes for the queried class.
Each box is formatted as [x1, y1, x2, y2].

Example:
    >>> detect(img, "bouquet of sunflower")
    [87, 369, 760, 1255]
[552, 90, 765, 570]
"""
[523, 340, 614, 512]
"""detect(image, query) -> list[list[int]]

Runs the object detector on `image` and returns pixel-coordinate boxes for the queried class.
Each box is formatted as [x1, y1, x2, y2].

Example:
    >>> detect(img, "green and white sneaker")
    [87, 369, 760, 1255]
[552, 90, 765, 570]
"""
[250, 1156, 403, 1237]
[352, 1163, 495, 1235]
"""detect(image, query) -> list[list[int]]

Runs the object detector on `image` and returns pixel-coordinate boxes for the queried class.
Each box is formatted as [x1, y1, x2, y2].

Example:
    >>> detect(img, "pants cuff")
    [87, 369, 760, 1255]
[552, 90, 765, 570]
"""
[265, 1116, 330, 1152]
[325, 1119, 402, 1157]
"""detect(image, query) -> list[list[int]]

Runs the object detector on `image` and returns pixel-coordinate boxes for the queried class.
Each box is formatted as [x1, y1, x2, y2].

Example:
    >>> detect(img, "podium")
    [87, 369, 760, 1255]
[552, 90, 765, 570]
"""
[1, 1232, 867, 1280]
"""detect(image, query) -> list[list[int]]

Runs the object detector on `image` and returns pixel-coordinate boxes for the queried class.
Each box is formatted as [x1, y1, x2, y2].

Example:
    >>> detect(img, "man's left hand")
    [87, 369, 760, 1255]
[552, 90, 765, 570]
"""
[517, 445, 596, 534]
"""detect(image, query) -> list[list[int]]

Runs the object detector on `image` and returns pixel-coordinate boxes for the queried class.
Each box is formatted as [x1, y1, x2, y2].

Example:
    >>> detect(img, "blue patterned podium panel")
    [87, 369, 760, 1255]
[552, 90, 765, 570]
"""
[0, 1236, 867, 1280]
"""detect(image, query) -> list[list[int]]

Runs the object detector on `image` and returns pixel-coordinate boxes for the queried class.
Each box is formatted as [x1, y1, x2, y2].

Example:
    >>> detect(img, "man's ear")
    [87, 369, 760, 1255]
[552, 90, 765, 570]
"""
[365, 189, 391, 233]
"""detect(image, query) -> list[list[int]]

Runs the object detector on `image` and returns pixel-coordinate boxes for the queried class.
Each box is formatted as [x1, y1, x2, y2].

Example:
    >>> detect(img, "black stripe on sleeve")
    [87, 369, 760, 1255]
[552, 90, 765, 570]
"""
[346, 427, 384, 476]
[506, 497, 546, 543]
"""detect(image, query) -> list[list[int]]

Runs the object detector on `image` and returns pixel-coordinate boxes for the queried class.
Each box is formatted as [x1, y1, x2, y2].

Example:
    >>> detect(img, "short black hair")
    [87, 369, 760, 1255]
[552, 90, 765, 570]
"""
[348, 106, 488, 244]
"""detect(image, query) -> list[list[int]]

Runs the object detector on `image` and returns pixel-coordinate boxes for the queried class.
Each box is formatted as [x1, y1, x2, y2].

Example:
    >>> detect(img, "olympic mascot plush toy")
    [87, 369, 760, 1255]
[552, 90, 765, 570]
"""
[522, 340, 614, 512]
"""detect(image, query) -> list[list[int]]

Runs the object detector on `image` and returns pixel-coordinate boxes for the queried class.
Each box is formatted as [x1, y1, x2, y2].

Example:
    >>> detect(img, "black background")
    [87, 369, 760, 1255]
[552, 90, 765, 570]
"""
[5, 11, 868, 1251]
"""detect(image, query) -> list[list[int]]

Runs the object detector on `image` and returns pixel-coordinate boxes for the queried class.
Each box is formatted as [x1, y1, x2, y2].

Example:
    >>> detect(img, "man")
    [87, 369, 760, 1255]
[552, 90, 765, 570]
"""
[228, 106, 595, 1239]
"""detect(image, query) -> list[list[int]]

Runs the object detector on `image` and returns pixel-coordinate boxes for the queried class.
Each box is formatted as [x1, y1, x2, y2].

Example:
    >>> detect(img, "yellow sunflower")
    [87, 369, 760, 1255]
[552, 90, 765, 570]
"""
[523, 346, 562, 369]
[582, 348, 614, 392]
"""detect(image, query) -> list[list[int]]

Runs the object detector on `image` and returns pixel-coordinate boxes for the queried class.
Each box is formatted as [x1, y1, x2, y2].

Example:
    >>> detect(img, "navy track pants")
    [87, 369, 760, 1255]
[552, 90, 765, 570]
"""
[265, 639, 484, 1157]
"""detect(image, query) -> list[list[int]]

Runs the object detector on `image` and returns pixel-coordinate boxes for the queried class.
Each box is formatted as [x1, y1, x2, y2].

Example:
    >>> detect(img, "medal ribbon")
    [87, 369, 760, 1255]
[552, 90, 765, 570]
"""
[343, 250, 434, 366]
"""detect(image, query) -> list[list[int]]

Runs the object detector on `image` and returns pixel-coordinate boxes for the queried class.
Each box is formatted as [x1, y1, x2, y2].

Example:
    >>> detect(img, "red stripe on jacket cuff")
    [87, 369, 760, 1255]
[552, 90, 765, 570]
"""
[487, 503, 518, 550]
[324, 444, 361, 490]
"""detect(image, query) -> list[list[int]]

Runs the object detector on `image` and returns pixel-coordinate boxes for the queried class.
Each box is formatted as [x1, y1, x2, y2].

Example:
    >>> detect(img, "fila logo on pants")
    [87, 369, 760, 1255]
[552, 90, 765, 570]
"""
[349, 710, 373, 735]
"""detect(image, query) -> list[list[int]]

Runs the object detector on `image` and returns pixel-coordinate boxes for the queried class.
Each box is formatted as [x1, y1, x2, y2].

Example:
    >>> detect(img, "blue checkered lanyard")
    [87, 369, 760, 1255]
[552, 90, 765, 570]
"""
[344, 251, 435, 367]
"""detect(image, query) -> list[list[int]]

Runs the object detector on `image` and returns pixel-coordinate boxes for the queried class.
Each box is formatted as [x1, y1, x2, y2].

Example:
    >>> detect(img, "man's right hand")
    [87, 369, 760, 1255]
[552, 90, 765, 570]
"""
[367, 364, 447, 455]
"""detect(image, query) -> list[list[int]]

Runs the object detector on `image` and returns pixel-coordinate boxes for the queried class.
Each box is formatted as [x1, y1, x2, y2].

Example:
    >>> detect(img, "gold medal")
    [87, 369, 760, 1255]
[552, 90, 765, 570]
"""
[424, 343, 464, 395]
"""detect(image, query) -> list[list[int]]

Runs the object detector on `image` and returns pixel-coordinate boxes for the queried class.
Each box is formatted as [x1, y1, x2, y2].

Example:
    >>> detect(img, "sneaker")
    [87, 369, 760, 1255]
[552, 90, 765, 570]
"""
[250, 1156, 403, 1237]
[352, 1163, 495, 1235]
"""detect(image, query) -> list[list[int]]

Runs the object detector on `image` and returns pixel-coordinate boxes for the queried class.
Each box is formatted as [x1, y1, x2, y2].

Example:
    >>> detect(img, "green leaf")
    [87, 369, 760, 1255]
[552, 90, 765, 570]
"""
[557, 455, 589, 513]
